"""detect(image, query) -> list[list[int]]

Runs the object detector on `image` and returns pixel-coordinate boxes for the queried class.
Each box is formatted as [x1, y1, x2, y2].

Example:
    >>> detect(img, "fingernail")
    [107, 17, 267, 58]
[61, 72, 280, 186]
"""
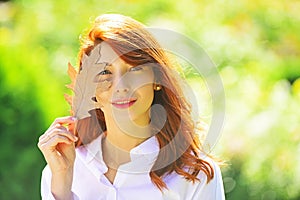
[74, 136, 78, 141]
[71, 116, 77, 121]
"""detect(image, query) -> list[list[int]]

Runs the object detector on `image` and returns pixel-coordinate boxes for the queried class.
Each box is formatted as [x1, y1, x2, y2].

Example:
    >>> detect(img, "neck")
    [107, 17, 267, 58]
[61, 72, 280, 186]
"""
[101, 117, 151, 169]
[104, 116, 152, 152]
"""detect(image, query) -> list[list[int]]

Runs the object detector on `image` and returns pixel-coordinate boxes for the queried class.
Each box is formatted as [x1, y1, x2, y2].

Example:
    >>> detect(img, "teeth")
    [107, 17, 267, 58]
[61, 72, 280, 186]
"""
[114, 100, 131, 105]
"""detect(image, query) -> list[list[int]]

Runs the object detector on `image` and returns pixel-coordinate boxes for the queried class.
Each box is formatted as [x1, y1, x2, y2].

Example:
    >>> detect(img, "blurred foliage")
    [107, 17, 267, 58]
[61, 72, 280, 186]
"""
[0, 0, 299, 199]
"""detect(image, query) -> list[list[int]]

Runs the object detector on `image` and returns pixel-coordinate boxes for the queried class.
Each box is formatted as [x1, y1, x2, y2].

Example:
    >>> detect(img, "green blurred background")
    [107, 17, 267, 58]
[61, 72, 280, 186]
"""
[0, 0, 299, 199]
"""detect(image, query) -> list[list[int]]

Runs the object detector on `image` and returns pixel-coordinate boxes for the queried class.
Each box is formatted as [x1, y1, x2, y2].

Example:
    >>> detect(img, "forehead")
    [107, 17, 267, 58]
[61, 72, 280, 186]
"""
[94, 42, 119, 65]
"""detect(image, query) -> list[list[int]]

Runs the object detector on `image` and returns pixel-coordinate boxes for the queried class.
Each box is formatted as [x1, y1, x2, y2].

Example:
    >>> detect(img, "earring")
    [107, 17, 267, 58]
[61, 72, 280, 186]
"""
[154, 84, 162, 91]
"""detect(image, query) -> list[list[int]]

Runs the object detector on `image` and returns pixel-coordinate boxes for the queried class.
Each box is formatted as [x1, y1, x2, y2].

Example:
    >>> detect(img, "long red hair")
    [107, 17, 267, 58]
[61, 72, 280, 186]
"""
[72, 14, 214, 190]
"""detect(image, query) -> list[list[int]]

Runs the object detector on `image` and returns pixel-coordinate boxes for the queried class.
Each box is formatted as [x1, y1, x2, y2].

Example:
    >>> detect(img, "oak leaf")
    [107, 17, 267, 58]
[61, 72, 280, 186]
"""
[65, 44, 105, 119]
[66, 62, 77, 90]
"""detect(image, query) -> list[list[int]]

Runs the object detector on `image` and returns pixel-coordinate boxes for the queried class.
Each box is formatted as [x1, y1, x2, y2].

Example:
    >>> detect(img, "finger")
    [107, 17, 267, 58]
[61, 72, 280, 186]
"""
[50, 116, 77, 127]
[49, 128, 77, 142]
[40, 124, 77, 142]
[39, 124, 65, 141]
[67, 122, 75, 133]
[56, 139, 76, 157]
[38, 134, 74, 151]
[39, 124, 66, 141]
[38, 116, 76, 142]
[39, 129, 77, 146]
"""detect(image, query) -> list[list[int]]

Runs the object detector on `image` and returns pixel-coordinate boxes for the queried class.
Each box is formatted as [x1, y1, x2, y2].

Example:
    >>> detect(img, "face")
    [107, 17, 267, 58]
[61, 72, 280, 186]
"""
[93, 42, 155, 128]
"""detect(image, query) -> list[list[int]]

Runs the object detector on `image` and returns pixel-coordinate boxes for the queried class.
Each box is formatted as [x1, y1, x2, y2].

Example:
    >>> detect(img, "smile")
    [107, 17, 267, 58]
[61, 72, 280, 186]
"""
[111, 99, 137, 109]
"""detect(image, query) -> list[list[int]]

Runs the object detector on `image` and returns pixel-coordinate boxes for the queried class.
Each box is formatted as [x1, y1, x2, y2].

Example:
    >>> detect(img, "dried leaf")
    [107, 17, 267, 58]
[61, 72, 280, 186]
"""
[64, 93, 74, 115]
[67, 62, 77, 90]
[64, 62, 77, 111]
[72, 44, 105, 119]
[68, 62, 77, 81]
[64, 93, 73, 106]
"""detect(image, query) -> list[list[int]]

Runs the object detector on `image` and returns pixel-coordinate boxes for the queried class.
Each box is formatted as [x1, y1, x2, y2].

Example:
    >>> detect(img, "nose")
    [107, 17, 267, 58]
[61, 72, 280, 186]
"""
[115, 74, 130, 93]
[116, 87, 129, 93]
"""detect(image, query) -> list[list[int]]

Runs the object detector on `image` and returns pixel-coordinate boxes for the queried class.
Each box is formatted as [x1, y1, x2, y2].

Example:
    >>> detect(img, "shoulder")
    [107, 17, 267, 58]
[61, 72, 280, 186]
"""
[164, 156, 225, 199]
[191, 155, 225, 200]
[199, 155, 224, 186]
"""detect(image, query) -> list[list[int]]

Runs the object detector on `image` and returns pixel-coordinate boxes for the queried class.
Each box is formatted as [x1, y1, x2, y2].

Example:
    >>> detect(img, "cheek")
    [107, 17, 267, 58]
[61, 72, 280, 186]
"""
[95, 83, 112, 105]
[139, 85, 155, 104]
[96, 80, 112, 93]
[127, 72, 154, 90]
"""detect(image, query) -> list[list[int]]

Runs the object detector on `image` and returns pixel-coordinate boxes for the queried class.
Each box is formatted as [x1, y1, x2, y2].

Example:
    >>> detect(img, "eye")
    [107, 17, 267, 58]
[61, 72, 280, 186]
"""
[94, 69, 112, 83]
[129, 66, 143, 72]
[98, 69, 112, 75]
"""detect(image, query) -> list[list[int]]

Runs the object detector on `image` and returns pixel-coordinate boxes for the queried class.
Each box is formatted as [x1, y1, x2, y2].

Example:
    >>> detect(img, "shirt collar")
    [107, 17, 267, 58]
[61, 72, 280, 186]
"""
[84, 134, 103, 163]
[83, 134, 160, 172]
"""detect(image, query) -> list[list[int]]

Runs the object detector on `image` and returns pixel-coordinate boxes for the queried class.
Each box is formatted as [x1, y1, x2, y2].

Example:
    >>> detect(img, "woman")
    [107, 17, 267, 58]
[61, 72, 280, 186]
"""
[38, 14, 225, 200]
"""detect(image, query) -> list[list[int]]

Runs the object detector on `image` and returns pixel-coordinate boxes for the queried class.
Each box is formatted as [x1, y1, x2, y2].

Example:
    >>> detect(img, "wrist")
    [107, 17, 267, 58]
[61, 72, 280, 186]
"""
[51, 168, 74, 200]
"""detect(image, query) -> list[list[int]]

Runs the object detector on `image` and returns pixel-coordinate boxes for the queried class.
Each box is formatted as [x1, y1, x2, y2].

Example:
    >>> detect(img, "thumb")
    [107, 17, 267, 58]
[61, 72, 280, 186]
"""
[58, 142, 76, 161]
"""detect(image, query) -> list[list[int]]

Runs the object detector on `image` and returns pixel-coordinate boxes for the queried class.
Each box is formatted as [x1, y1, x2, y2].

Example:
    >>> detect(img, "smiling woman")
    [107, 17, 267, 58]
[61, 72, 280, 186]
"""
[37, 13, 225, 200]
[93, 42, 155, 127]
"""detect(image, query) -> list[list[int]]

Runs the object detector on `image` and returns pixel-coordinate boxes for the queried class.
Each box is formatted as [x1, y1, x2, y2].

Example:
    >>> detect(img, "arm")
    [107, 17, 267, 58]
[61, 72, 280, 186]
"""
[41, 165, 80, 200]
[38, 116, 78, 200]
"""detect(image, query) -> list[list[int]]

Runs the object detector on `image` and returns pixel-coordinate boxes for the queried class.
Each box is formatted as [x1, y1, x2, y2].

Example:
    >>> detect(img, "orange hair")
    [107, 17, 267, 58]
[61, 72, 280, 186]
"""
[73, 14, 214, 190]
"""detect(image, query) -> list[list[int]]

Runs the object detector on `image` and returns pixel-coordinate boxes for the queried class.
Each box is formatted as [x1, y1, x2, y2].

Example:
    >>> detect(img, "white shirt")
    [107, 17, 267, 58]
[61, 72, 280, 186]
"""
[41, 134, 225, 200]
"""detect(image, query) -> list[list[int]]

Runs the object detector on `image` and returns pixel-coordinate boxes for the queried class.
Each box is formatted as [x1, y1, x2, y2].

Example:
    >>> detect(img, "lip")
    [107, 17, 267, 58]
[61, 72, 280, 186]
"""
[111, 98, 137, 109]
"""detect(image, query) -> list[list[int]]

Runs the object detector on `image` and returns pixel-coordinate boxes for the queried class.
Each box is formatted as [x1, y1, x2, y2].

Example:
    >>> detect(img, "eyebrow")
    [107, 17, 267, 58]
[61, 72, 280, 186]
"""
[96, 62, 112, 69]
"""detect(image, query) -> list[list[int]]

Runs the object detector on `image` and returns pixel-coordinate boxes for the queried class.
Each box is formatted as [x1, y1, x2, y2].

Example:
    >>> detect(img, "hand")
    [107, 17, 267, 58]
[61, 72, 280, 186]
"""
[38, 116, 78, 173]
[38, 116, 78, 199]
